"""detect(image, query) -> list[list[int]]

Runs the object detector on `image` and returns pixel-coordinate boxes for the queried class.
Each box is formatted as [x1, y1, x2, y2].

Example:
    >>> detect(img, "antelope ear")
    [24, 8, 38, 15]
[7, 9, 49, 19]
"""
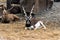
[3, 9, 8, 15]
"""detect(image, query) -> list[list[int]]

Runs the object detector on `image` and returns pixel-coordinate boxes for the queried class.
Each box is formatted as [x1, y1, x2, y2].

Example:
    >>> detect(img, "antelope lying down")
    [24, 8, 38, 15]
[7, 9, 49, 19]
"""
[22, 5, 46, 30]
[1, 6, 20, 23]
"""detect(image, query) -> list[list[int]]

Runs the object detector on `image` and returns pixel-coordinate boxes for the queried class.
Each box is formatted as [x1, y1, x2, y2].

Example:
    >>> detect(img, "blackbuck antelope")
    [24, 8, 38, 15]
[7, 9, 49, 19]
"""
[1, 6, 20, 23]
[22, 5, 46, 30]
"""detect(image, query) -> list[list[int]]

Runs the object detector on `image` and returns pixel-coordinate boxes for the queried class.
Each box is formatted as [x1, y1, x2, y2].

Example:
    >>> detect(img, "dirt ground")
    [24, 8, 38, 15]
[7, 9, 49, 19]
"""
[0, 2, 60, 40]
[0, 20, 60, 40]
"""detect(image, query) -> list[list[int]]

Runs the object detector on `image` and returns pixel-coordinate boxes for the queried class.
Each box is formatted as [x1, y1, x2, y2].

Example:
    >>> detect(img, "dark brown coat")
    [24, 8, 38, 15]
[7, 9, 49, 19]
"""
[30, 17, 39, 25]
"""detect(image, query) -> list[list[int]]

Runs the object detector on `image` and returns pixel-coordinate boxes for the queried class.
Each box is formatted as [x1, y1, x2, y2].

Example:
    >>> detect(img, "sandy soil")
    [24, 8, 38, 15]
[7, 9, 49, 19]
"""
[0, 21, 60, 40]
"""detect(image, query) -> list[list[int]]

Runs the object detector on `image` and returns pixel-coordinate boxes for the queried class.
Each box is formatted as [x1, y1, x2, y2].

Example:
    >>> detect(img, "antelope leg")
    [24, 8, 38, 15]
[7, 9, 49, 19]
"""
[39, 21, 46, 29]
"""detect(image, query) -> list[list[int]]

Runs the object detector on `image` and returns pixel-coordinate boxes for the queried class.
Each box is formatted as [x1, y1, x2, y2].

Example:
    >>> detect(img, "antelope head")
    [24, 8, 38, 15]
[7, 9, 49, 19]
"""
[22, 5, 35, 29]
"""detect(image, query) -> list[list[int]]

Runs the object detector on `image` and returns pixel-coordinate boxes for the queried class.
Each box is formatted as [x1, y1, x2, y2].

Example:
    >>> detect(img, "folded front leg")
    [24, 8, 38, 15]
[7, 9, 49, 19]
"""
[39, 21, 46, 29]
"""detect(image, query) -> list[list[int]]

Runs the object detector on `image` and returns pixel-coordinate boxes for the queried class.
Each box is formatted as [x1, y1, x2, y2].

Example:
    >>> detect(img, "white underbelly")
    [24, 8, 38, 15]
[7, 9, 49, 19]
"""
[34, 21, 41, 29]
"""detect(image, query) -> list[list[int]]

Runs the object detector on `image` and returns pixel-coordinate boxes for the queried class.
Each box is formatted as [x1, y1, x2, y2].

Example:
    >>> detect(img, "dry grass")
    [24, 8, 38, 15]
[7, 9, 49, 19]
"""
[0, 20, 60, 40]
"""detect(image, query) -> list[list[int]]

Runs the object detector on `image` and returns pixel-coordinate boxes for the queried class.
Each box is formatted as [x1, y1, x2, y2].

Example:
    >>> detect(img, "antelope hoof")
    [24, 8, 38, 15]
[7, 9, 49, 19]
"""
[43, 27, 46, 30]
[25, 27, 27, 30]
[34, 28, 38, 30]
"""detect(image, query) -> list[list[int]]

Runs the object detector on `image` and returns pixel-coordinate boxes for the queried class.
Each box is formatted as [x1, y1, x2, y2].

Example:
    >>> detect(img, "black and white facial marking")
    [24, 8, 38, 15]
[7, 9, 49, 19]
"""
[25, 16, 31, 27]
[24, 12, 32, 28]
